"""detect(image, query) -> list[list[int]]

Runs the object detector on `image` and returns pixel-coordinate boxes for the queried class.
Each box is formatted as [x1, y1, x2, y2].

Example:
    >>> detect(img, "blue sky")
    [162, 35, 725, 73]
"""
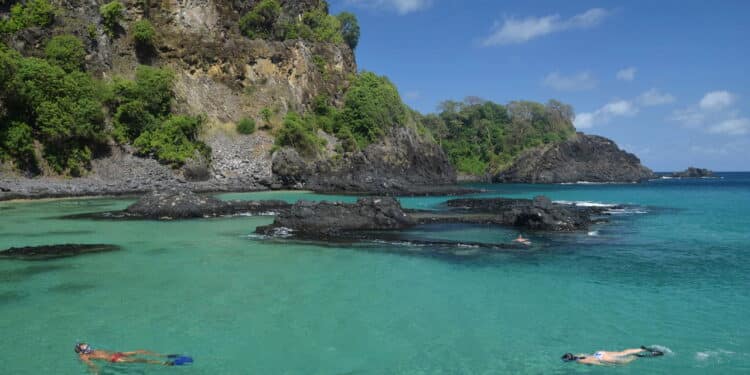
[328, 0, 750, 171]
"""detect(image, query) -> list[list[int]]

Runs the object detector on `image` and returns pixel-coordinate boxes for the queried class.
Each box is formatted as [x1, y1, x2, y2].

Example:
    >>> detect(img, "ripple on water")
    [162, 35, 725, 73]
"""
[46, 282, 96, 294]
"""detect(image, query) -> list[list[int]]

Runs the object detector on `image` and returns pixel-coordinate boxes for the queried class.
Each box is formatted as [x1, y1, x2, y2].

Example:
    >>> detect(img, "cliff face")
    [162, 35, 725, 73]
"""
[495, 133, 655, 183]
[272, 127, 459, 195]
[4, 0, 355, 123]
[2, 0, 356, 184]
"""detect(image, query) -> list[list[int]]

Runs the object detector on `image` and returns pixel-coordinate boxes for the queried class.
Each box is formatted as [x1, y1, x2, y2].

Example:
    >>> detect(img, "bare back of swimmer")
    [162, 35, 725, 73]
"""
[562, 346, 664, 366]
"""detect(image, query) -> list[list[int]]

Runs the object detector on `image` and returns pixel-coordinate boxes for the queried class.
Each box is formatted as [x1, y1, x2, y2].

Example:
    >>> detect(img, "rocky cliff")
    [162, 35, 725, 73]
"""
[271, 126, 461, 195]
[495, 133, 655, 183]
[4, 0, 355, 119]
[1, 0, 360, 191]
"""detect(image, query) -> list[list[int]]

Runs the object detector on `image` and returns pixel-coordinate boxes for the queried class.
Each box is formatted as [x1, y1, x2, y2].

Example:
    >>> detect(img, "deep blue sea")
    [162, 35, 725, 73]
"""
[1, 173, 749, 374]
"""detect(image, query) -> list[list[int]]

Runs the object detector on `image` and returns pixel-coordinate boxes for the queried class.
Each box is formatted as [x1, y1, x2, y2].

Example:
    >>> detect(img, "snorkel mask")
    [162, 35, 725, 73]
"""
[75, 343, 93, 355]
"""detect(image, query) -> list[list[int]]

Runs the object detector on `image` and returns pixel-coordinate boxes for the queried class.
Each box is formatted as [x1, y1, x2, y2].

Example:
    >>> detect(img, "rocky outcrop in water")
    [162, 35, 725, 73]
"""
[272, 127, 468, 195]
[442, 196, 609, 231]
[122, 189, 289, 219]
[257, 194, 606, 239]
[671, 167, 714, 178]
[495, 133, 655, 183]
[0, 244, 120, 261]
[256, 197, 416, 236]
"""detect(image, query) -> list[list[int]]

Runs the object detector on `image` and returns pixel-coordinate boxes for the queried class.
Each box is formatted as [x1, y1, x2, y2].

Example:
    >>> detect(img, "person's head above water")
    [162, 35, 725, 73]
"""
[561, 353, 579, 362]
[74, 343, 93, 354]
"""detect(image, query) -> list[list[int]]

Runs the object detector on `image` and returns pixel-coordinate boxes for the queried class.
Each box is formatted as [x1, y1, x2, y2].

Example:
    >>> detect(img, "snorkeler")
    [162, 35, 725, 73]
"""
[513, 234, 531, 245]
[561, 346, 664, 366]
[74, 343, 192, 373]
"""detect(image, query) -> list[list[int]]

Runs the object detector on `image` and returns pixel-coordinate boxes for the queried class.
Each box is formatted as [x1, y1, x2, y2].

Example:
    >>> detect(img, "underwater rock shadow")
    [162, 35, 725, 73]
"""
[0, 264, 71, 282]
[0, 244, 121, 261]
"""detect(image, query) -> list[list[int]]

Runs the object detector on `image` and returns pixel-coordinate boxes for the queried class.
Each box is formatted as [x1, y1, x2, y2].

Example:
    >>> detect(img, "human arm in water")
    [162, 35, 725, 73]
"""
[80, 356, 99, 374]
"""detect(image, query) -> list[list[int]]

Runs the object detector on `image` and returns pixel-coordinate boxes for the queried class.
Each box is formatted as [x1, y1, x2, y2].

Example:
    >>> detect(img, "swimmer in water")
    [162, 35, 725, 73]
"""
[561, 346, 664, 366]
[513, 234, 531, 245]
[74, 343, 189, 374]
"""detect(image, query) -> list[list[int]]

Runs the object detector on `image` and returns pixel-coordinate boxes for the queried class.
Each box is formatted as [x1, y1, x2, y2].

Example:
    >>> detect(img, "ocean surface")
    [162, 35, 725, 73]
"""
[1, 173, 749, 374]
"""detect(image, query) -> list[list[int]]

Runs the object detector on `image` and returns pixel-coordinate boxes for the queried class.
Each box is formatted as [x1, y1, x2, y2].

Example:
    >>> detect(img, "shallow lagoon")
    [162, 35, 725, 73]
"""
[1, 174, 749, 374]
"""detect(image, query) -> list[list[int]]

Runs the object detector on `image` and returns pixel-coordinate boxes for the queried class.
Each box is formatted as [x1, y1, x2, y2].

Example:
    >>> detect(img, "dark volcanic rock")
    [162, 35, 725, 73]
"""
[671, 167, 714, 178]
[122, 189, 289, 219]
[495, 133, 655, 183]
[0, 244, 120, 261]
[444, 196, 604, 231]
[272, 127, 470, 195]
[256, 197, 416, 236]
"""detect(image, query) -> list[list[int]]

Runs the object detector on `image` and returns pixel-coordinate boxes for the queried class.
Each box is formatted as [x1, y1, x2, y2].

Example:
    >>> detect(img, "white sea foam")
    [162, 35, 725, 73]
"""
[371, 240, 426, 247]
[587, 231, 599, 236]
[605, 208, 648, 215]
[695, 349, 734, 361]
[554, 200, 617, 208]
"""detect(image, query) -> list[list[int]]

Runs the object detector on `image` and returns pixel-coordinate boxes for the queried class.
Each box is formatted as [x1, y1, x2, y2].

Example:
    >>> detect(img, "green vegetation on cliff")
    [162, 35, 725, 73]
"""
[99, 1, 124, 36]
[0, 36, 208, 174]
[0, 44, 105, 175]
[240, 0, 359, 49]
[132, 19, 156, 47]
[274, 71, 409, 154]
[44, 35, 86, 73]
[107, 65, 209, 166]
[0, 0, 55, 34]
[421, 98, 576, 175]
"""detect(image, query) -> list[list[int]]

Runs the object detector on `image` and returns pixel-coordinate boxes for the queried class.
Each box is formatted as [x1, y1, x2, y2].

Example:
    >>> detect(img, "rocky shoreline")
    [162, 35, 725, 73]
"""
[0, 142, 273, 201]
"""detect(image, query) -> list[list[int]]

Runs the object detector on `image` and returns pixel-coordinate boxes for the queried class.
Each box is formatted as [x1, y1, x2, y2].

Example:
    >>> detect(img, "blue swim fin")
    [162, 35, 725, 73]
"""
[171, 356, 193, 366]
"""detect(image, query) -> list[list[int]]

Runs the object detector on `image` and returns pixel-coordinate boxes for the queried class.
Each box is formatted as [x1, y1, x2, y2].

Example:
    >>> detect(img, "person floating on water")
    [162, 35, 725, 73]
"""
[513, 234, 531, 245]
[561, 346, 664, 366]
[74, 342, 192, 373]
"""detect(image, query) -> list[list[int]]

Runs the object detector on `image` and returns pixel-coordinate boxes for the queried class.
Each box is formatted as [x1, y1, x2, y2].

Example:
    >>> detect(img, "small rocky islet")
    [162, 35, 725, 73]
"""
[670, 167, 715, 178]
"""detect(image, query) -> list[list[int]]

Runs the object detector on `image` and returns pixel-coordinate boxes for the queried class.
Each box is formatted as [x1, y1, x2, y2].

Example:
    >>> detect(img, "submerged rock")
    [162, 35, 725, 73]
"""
[122, 189, 290, 219]
[495, 133, 655, 183]
[671, 167, 714, 178]
[256, 197, 416, 236]
[0, 244, 120, 261]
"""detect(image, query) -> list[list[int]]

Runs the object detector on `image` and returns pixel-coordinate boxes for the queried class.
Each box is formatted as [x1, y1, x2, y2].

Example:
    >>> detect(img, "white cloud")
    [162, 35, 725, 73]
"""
[616, 67, 637, 81]
[574, 112, 595, 129]
[708, 118, 750, 135]
[346, 0, 431, 14]
[577, 89, 676, 130]
[671, 107, 705, 127]
[602, 100, 638, 116]
[672, 90, 748, 137]
[637, 89, 675, 106]
[542, 72, 597, 91]
[482, 8, 610, 46]
[699, 91, 735, 111]
[574, 99, 637, 129]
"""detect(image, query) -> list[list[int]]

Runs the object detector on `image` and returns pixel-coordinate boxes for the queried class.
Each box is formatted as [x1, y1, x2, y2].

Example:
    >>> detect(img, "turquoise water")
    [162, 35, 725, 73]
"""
[1, 174, 749, 374]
